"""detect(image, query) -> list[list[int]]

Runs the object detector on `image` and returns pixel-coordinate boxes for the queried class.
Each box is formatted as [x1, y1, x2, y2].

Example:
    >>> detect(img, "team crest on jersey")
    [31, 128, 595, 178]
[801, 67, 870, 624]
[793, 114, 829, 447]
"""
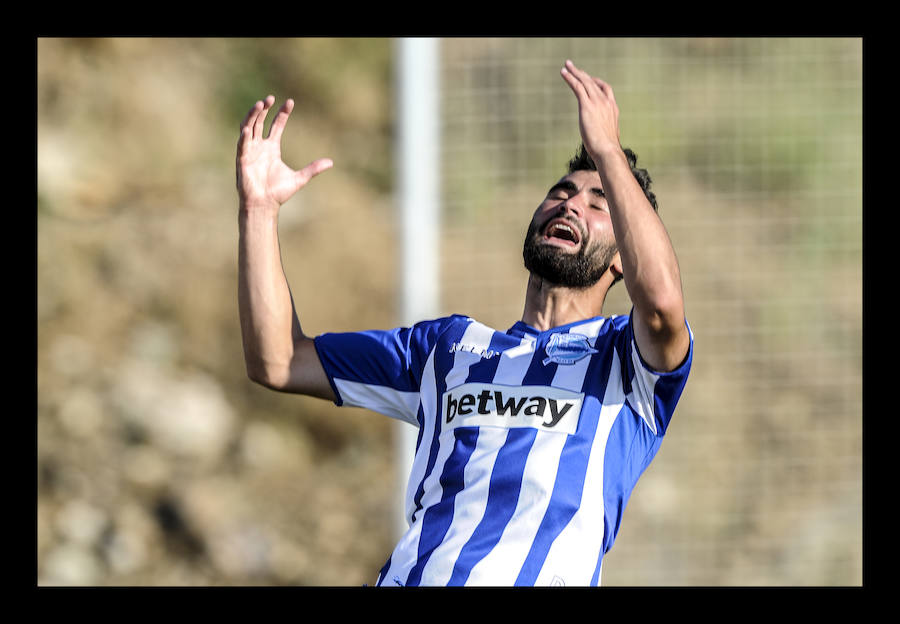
[542, 332, 598, 366]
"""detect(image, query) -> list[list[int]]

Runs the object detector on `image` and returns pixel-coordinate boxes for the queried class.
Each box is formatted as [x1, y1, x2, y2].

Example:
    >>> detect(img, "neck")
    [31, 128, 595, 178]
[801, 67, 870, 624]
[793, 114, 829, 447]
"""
[521, 273, 611, 332]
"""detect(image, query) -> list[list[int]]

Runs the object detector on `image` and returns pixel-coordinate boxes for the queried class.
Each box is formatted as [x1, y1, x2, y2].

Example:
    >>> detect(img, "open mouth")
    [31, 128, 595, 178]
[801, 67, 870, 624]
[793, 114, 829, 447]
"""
[542, 218, 581, 247]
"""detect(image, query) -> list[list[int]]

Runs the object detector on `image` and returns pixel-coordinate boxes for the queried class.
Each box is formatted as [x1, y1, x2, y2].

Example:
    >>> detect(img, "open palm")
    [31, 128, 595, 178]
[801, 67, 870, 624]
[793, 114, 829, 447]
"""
[236, 95, 332, 209]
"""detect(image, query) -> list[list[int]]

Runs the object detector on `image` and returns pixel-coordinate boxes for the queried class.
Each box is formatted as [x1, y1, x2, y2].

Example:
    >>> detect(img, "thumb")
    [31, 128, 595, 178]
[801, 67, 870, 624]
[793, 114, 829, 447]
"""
[296, 158, 334, 187]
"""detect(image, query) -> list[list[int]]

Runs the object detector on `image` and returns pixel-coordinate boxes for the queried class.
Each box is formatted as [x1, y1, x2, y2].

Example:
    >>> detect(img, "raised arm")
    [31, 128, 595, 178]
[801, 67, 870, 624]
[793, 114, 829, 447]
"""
[236, 95, 335, 398]
[561, 61, 690, 372]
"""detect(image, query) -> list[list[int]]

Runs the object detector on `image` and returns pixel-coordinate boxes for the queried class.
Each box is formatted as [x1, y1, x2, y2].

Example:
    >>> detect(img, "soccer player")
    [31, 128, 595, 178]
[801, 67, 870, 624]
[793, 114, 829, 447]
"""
[236, 60, 692, 586]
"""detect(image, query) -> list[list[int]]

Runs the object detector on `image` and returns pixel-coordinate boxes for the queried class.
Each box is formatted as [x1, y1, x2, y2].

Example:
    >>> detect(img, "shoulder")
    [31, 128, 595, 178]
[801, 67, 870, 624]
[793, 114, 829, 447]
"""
[626, 311, 693, 376]
[590, 313, 632, 343]
[393, 314, 477, 357]
[410, 314, 474, 339]
[598, 312, 693, 374]
[609, 314, 631, 332]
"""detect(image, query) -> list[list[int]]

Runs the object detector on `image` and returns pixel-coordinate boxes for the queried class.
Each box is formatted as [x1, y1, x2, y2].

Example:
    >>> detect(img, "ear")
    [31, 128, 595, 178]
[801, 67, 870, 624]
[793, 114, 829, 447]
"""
[609, 251, 624, 282]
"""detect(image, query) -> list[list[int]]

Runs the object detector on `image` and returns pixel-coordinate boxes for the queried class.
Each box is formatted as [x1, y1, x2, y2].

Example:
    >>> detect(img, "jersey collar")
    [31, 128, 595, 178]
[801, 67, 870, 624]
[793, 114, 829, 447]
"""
[507, 315, 607, 339]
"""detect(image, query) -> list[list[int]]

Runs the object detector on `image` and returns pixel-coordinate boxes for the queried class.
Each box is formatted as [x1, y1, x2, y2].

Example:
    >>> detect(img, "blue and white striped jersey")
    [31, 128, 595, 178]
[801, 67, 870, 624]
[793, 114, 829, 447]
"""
[314, 312, 692, 586]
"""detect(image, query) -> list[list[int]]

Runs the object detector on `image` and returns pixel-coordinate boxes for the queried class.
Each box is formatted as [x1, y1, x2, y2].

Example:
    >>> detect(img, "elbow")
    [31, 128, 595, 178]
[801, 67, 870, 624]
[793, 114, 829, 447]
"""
[246, 367, 269, 388]
[244, 336, 319, 393]
[245, 360, 289, 391]
[246, 364, 273, 389]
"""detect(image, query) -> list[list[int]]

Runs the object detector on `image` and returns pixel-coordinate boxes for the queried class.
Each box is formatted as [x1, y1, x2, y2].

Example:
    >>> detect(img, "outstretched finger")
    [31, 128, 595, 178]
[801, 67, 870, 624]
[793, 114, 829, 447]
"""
[253, 95, 275, 139]
[560, 62, 589, 99]
[563, 61, 593, 89]
[268, 98, 294, 143]
[294, 158, 334, 187]
[565, 60, 610, 101]
[237, 124, 250, 157]
[240, 99, 263, 131]
[247, 99, 268, 137]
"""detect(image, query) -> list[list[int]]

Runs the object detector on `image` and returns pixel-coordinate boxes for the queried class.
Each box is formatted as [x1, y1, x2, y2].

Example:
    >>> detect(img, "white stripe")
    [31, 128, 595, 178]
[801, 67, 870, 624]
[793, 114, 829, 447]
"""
[466, 322, 603, 585]
[464, 429, 567, 585]
[443, 321, 496, 390]
[380, 340, 441, 585]
[502, 338, 536, 360]
[420, 333, 536, 585]
[380, 513, 424, 585]
[408, 320, 491, 518]
[494, 334, 537, 383]
[569, 317, 607, 343]
[418, 427, 506, 585]
[626, 336, 661, 435]
[333, 379, 421, 426]
[534, 346, 624, 586]
[388, 321, 494, 585]
[414, 321, 499, 585]
[403, 346, 439, 525]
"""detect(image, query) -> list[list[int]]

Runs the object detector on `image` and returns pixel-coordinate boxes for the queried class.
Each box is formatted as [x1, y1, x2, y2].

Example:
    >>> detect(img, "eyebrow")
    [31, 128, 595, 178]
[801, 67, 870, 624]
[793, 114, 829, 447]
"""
[547, 180, 605, 198]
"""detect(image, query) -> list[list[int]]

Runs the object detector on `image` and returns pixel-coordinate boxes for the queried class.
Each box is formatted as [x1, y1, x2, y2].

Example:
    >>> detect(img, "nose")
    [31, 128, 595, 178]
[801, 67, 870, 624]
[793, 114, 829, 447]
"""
[557, 194, 584, 218]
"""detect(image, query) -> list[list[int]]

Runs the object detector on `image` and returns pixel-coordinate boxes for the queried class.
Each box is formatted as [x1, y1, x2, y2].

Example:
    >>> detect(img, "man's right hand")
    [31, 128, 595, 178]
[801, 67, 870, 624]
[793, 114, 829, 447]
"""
[236, 95, 333, 211]
[236, 95, 336, 400]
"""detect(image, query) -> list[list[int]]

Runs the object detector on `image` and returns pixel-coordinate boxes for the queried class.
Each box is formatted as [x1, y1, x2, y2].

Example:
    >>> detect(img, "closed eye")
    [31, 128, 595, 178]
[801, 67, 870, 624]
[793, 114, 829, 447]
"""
[546, 181, 577, 200]
[589, 189, 607, 211]
[546, 180, 605, 202]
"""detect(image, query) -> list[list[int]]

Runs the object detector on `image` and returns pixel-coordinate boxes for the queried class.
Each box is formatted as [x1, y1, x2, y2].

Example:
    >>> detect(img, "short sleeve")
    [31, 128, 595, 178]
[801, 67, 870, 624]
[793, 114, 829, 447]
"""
[313, 316, 460, 426]
[619, 311, 693, 437]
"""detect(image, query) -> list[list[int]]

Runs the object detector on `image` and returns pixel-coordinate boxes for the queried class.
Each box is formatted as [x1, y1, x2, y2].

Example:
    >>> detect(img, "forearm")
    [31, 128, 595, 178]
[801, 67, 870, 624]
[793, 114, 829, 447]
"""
[238, 202, 303, 387]
[560, 60, 688, 369]
[593, 146, 684, 331]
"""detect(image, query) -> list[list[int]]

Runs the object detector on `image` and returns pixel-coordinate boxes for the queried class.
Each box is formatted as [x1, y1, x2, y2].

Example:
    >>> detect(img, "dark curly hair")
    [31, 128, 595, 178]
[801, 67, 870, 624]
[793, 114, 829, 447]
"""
[567, 144, 658, 212]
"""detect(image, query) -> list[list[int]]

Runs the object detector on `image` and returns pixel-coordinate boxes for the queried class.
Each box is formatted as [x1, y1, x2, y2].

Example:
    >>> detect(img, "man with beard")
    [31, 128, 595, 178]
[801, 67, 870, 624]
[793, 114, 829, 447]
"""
[237, 60, 692, 586]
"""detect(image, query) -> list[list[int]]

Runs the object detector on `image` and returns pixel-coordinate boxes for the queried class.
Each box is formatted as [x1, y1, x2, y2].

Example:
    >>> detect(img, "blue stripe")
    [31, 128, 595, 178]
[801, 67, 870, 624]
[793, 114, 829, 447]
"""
[513, 431, 591, 584]
[600, 405, 647, 555]
[448, 427, 537, 585]
[405, 427, 479, 586]
[408, 321, 470, 524]
[522, 335, 558, 386]
[461, 331, 508, 383]
[408, 324, 508, 524]
[590, 555, 602, 586]
[653, 363, 692, 433]
[405, 327, 506, 584]
[315, 315, 464, 400]
[440, 331, 549, 583]
[375, 555, 392, 586]
[406, 329, 529, 585]
[514, 343, 615, 586]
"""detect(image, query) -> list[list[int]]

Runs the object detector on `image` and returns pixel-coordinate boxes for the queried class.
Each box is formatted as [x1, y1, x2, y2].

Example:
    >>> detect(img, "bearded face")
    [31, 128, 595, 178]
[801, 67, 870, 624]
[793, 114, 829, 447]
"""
[522, 212, 617, 289]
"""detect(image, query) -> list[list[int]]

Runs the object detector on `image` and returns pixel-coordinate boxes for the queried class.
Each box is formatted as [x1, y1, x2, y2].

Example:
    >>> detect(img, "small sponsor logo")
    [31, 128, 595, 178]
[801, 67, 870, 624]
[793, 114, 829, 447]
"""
[442, 383, 583, 434]
[450, 342, 501, 360]
[543, 332, 598, 366]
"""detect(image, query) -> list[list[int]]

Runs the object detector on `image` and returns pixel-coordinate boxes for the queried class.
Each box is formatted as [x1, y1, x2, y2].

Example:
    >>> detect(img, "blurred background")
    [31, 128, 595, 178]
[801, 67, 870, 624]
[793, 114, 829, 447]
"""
[37, 37, 862, 586]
